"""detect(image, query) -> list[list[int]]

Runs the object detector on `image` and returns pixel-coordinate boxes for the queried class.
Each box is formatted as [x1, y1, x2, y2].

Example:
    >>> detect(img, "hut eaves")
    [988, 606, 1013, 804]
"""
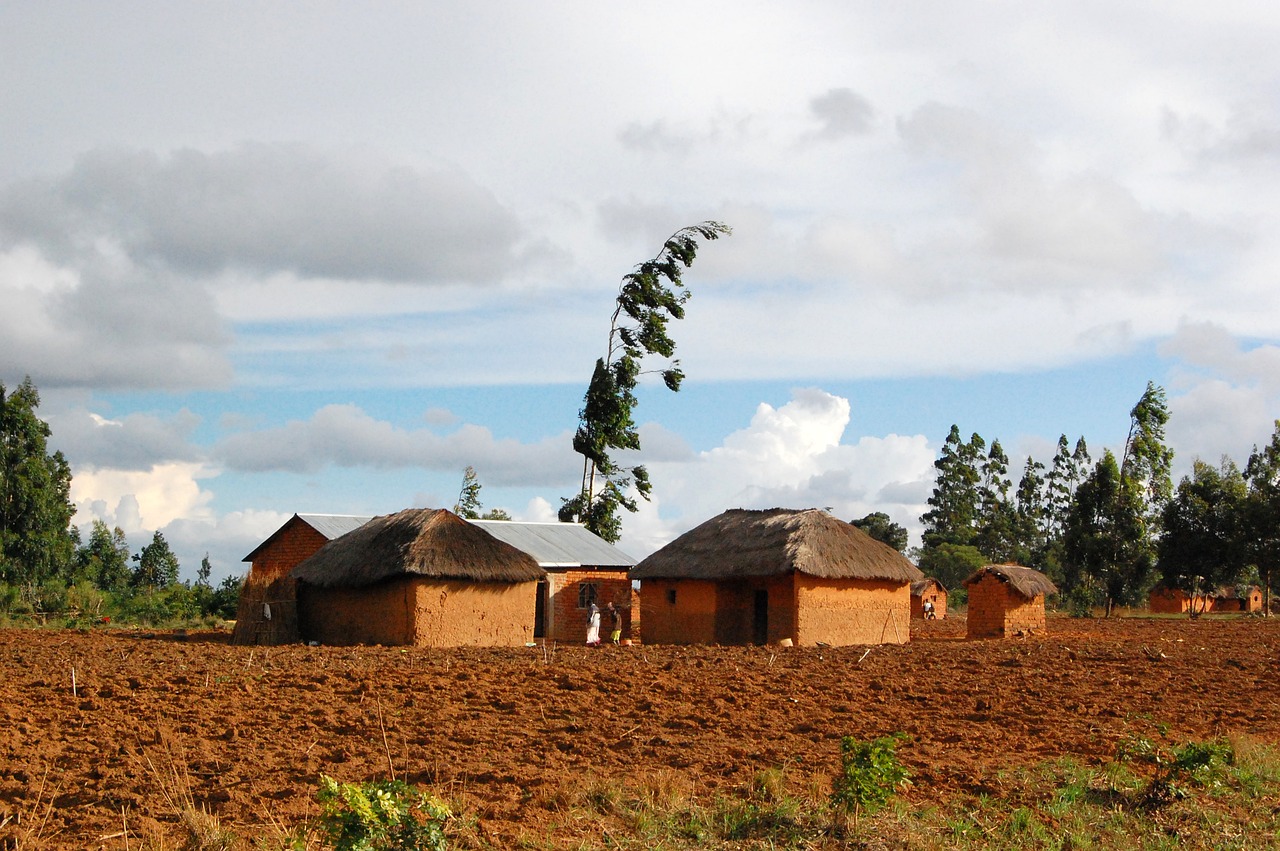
[292, 508, 544, 588]
[630, 508, 923, 583]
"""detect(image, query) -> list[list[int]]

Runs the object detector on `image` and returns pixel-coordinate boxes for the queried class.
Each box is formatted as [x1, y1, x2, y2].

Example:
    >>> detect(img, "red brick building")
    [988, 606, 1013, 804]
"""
[963, 564, 1056, 639]
[470, 520, 637, 644]
[911, 578, 947, 620]
[232, 513, 371, 645]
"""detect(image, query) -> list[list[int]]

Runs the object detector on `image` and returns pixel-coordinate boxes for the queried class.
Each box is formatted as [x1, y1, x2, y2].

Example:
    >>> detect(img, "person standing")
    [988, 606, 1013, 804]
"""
[586, 600, 602, 646]
[606, 602, 622, 645]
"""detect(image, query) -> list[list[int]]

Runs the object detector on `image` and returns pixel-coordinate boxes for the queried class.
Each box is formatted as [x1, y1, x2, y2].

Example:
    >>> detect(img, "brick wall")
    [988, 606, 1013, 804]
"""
[911, 587, 948, 620]
[231, 519, 331, 645]
[966, 573, 1046, 639]
[546, 569, 633, 643]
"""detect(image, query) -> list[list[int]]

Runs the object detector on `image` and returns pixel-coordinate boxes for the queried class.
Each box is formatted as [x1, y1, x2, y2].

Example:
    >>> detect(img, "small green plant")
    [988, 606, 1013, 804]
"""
[316, 775, 450, 851]
[831, 733, 911, 825]
[1116, 734, 1234, 808]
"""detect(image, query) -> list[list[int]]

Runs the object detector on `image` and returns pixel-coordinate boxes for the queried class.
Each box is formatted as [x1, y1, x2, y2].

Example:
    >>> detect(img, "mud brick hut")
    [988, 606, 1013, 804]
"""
[911, 578, 948, 620]
[963, 564, 1057, 639]
[232, 513, 372, 645]
[630, 507, 924, 647]
[1207, 585, 1264, 613]
[292, 508, 545, 647]
[469, 519, 637, 643]
[1148, 585, 1209, 615]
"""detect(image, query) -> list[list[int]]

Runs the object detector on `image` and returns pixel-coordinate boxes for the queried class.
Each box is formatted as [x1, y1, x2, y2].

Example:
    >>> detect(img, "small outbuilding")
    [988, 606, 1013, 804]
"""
[232, 513, 373, 645]
[630, 507, 924, 647]
[963, 564, 1057, 639]
[1148, 585, 1209, 615]
[1207, 585, 1264, 614]
[911, 578, 948, 620]
[470, 519, 637, 643]
[292, 508, 545, 647]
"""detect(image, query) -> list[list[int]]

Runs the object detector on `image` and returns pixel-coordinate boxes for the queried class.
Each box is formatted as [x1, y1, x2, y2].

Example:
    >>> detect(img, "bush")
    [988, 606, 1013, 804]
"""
[831, 733, 911, 824]
[316, 775, 450, 851]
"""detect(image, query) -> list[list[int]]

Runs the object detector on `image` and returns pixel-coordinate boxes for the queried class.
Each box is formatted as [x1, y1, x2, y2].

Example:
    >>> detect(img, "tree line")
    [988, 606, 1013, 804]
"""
[0, 377, 240, 626]
[915, 382, 1279, 615]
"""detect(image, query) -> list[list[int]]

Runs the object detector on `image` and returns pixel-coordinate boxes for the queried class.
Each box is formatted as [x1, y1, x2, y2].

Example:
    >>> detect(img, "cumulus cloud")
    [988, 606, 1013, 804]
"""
[216, 403, 576, 486]
[617, 388, 936, 558]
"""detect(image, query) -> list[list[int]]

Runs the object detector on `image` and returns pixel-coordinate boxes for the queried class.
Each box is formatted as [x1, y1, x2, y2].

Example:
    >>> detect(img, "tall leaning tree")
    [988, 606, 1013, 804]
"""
[559, 222, 730, 542]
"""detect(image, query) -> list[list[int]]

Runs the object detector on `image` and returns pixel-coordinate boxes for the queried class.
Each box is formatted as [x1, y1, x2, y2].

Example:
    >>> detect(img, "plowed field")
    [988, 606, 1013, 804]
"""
[1, 616, 1278, 848]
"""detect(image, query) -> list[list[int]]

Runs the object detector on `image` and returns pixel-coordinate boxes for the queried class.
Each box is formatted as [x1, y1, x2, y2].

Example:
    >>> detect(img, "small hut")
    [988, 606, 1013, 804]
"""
[911, 578, 948, 620]
[1148, 585, 1210, 615]
[630, 508, 923, 647]
[232, 513, 372, 645]
[1207, 585, 1264, 613]
[963, 564, 1056, 639]
[293, 508, 544, 647]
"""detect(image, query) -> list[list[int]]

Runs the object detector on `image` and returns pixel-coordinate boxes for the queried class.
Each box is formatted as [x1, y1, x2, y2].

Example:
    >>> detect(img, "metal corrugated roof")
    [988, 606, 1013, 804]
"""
[297, 514, 375, 541]
[469, 520, 636, 568]
[243, 513, 374, 562]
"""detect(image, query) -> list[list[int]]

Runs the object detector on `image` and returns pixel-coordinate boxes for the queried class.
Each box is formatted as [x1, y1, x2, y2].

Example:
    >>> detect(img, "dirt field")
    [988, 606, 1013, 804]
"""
[1, 615, 1277, 848]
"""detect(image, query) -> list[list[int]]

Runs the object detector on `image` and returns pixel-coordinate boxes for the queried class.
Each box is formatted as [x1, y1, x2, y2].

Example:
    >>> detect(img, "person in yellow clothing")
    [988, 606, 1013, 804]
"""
[606, 602, 622, 645]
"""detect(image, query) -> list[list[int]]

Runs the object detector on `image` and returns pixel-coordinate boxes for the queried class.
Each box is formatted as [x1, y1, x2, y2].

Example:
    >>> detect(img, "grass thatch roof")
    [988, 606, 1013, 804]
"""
[292, 508, 544, 588]
[630, 508, 924, 583]
[911, 578, 946, 596]
[963, 564, 1058, 600]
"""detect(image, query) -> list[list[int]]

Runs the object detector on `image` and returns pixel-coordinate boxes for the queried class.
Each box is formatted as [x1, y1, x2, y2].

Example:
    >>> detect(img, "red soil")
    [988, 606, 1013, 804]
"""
[1, 616, 1277, 848]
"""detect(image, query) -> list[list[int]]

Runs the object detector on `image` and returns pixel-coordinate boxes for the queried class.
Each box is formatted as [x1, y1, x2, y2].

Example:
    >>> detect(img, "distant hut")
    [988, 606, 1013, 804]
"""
[911, 578, 948, 620]
[1207, 585, 1264, 614]
[630, 508, 924, 647]
[293, 508, 544, 647]
[1148, 584, 1206, 615]
[470, 520, 637, 643]
[963, 564, 1056, 639]
[232, 514, 372, 645]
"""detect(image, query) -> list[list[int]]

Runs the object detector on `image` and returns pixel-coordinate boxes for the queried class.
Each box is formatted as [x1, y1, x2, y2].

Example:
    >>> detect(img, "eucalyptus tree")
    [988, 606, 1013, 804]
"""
[131, 531, 181, 590]
[559, 222, 731, 542]
[921, 425, 982, 549]
[1157, 458, 1247, 613]
[0, 378, 76, 587]
[1245, 420, 1280, 615]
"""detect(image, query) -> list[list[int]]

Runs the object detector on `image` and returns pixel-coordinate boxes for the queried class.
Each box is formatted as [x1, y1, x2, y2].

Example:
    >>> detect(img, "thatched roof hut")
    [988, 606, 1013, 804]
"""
[911, 577, 948, 619]
[294, 508, 544, 587]
[631, 508, 923, 647]
[292, 508, 545, 647]
[964, 563, 1056, 638]
[631, 507, 923, 583]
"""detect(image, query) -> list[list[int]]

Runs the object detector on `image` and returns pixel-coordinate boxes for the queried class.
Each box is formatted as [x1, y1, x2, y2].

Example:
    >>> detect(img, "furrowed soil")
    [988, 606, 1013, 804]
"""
[1, 615, 1278, 848]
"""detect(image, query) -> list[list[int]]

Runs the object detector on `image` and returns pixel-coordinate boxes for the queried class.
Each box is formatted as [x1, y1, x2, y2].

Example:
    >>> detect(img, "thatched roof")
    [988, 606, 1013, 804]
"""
[911, 578, 946, 596]
[292, 508, 544, 588]
[630, 508, 924, 583]
[963, 564, 1058, 600]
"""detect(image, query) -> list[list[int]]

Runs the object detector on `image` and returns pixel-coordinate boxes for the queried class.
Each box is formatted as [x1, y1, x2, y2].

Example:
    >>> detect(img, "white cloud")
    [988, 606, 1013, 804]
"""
[216, 403, 576, 486]
[71, 461, 216, 536]
[617, 388, 936, 558]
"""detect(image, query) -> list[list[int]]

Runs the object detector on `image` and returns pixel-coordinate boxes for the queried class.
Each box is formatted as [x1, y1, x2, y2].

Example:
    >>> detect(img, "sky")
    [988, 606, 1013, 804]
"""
[3, 2, 1280, 582]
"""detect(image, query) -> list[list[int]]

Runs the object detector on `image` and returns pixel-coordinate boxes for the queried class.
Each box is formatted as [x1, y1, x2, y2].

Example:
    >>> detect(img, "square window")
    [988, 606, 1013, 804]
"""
[577, 582, 598, 609]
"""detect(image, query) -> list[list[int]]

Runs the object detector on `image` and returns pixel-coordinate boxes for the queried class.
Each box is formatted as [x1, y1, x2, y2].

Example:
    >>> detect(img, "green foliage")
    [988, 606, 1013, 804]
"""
[1063, 449, 1157, 614]
[1116, 734, 1234, 809]
[1158, 459, 1248, 600]
[831, 733, 911, 823]
[917, 542, 987, 592]
[453, 466, 483, 519]
[316, 774, 450, 851]
[562, 222, 730, 542]
[849, 512, 908, 553]
[74, 520, 132, 592]
[131, 530, 181, 589]
[0, 377, 76, 587]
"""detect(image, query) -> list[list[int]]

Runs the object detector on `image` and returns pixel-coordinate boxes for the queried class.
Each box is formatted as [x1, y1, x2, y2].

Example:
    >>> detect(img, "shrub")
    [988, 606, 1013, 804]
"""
[831, 733, 911, 825]
[316, 774, 450, 851]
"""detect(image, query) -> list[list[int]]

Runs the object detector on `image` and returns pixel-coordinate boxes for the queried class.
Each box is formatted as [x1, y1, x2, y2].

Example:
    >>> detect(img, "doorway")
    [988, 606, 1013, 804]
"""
[753, 589, 769, 645]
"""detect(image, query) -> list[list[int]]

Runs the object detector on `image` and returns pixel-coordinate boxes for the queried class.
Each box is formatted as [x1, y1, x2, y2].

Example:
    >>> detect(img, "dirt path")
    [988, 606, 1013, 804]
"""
[1, 616, 1277, 848]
